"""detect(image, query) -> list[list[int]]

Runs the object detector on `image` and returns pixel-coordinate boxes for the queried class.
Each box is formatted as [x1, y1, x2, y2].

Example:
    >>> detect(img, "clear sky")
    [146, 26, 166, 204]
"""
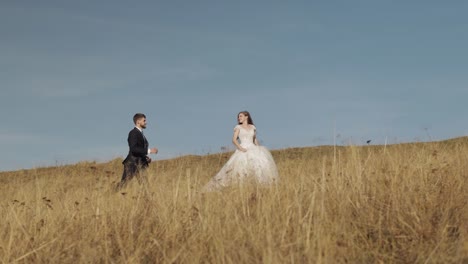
[1, 0, 467, 171]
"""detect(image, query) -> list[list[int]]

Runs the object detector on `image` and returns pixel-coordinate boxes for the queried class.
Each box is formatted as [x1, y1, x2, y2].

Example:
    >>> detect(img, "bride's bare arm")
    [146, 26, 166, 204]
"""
[254, 130, 259, 146]
[232, 128, 247, 152]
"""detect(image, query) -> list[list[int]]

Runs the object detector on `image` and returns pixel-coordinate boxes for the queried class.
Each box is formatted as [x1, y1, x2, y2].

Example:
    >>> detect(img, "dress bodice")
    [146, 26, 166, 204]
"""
[235, 125, 256, 148]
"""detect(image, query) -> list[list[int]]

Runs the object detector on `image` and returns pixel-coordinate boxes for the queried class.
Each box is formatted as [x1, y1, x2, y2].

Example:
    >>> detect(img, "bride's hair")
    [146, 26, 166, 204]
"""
[238, 111, 254, 125]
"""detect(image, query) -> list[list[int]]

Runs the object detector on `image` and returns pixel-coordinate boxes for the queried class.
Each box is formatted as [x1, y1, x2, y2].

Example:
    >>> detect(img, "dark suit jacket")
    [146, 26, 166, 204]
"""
[123, 127, 149, 167]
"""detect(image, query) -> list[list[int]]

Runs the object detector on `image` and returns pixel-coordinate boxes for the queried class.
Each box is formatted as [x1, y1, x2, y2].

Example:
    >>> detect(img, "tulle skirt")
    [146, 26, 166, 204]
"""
[202, 145, 279, 192]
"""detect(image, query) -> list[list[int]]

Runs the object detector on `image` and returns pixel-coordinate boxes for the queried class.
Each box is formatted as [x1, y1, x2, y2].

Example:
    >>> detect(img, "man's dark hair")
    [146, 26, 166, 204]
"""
[133, 113, 146, 124]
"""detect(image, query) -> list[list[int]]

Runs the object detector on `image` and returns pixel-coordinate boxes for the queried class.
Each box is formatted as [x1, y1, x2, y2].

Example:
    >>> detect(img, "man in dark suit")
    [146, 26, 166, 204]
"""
[116, 113, 158, 190]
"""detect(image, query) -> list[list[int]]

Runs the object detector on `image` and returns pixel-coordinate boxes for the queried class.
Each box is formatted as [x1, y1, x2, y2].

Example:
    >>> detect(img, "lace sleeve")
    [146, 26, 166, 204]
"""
[234, 125, 240, 132]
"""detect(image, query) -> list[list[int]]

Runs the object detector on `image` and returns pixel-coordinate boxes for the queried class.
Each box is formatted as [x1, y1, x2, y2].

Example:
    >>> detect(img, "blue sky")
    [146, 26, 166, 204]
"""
[1, 0, 467, 171]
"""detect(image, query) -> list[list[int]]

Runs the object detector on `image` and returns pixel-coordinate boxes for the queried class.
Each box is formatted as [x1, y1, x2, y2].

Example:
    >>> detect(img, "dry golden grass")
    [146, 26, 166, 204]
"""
[1, 138, 467, 263]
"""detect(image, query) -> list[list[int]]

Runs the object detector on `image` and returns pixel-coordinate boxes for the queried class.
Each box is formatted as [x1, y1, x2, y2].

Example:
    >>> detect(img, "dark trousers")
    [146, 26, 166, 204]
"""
[116, 161, 148, 190]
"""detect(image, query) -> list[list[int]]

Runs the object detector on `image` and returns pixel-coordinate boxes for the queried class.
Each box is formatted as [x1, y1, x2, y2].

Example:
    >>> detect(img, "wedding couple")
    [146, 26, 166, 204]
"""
[116, 111, 279, 191]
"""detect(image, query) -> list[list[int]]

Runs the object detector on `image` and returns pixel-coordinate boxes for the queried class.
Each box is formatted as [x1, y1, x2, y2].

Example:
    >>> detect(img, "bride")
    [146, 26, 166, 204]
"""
[202, 111, 278, 191]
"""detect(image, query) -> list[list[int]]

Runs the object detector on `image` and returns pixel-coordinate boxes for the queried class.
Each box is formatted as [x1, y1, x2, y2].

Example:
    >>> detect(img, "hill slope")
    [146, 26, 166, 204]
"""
[1, 138, 467, 263]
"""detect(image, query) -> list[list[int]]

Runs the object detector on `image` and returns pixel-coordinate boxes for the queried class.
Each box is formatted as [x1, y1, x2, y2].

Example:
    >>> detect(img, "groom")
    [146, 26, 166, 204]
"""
[116, 113, 158, 190]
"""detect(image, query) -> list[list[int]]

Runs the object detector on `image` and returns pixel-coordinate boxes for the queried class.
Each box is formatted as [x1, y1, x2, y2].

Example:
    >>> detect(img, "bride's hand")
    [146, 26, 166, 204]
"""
[239, 147, 247, 152]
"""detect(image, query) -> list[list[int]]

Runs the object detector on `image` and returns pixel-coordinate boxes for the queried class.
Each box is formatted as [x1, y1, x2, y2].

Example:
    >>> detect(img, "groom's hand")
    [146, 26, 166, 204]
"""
[150, 147, 158, 154]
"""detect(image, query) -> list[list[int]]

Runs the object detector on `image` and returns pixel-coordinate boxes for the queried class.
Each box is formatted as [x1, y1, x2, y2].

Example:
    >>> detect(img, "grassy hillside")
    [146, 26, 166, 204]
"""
[1, 138, 467, 263]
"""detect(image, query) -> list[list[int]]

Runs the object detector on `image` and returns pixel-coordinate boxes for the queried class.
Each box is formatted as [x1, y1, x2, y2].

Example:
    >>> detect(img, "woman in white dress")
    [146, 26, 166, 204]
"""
[202, 111, 278, 191]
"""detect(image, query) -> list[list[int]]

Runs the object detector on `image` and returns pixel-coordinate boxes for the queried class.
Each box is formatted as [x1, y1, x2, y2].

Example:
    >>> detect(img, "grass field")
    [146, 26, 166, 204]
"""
[1, 138, 467, 263]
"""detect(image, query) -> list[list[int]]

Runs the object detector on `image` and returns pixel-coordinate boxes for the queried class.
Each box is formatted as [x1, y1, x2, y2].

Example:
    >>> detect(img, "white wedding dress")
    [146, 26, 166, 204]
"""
[202, 125, 279, 192]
